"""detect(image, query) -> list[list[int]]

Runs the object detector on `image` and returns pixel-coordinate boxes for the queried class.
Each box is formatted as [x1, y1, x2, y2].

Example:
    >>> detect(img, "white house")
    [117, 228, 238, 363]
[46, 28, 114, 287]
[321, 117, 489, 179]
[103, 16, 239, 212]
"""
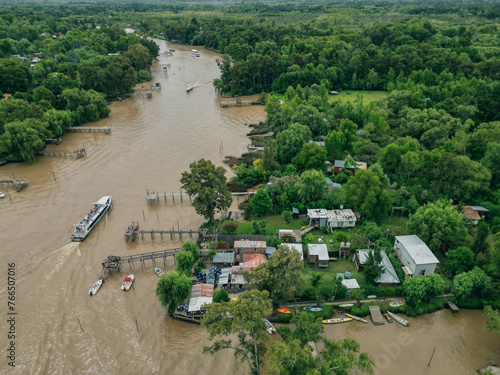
[394, 235, 439, 278]
[326, 209, 357, 229]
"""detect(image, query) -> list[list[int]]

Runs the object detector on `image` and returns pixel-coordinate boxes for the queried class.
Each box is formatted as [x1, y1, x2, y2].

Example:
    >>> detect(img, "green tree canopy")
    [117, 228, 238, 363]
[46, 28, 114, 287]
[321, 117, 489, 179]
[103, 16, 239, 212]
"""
[175, 250, 195, 275]
[251, 188, 273, 216]
[343, 169, 391, 223]
[292, 142, 327, 172]
[244, 245, 305, 313]
[156, 270, 192, 314]
[202, 290, 272, 375]
[180, 158, 232, 223]
[445, 246, 476, 275]
[407, 200, 469, 252]
[275, 123, 312, 164]
[295, 169, 326, 203]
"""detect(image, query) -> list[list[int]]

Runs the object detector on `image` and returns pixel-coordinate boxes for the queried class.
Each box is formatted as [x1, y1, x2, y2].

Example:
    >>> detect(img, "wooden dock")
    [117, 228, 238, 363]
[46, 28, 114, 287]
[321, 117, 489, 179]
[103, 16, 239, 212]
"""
[68, 126, 111, 134]
[38, 148, 86, 159]
[124, 224, 207, 243]
[369, 306, 385, 325]
[447, 301, 459, 314]
[146, 189, 257, 206]
[172, 310, 203, 324]
[101, 248, 182, 275]
[220, 100, 263, 108]
[387, 311, 409, 326]
[0, 178, 29, 192]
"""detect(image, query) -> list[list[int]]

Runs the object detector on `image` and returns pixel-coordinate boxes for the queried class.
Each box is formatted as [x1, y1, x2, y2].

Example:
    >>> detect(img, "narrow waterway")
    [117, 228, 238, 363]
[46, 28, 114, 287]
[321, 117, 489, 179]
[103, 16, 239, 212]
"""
[0, 39, 498, 374]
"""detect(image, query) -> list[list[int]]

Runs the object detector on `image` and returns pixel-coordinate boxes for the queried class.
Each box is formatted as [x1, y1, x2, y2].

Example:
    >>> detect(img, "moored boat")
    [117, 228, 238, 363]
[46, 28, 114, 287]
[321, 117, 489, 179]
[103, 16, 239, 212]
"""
[186, 86, 193, 92]
[121, 275, 134, 291]
[339, 303, 354, 307]
[384, 312, 393, 323]
[387, 311, 409, 326]
[71, 195, 112, 242]
[155, 268, 165, 277]
[264, 319, 276, 334]
[89, 278, 103, 296]
[191, 49, 200, 57]
[0, 191, 4, 199]
[345, 313, 368, 323]
[322, 317, 353, 324]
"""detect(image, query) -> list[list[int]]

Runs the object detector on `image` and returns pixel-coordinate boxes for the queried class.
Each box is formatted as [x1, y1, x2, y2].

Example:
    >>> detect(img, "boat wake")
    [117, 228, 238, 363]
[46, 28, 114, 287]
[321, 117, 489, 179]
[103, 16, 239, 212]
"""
[45, 242, 81, 281]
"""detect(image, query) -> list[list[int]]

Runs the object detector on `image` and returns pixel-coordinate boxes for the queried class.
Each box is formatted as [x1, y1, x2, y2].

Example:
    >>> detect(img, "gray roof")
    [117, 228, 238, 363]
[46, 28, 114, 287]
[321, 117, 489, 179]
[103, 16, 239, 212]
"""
[213, 252, 235, 264]
[395, 235, 439, 265]
[307, 244, 329, 261]
[307, 209, 328, 219]
[468, 206, 489, 212]
[281, 243, 304, 260]
[266, 247, 276, 256]
[356, 249, 400, 284]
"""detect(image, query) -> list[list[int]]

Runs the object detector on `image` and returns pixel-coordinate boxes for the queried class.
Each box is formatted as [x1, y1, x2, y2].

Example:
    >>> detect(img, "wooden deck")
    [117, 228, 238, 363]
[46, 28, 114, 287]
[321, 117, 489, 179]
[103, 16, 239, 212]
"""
[101, 248, 181, 276]
[172, 310, 203, 324]
[369, 305, 385, 325]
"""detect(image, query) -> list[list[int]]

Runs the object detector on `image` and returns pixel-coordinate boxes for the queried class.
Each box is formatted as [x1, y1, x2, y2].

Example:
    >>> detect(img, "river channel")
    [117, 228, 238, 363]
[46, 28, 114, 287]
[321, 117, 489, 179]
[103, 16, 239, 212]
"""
[0, 39, 498, 375]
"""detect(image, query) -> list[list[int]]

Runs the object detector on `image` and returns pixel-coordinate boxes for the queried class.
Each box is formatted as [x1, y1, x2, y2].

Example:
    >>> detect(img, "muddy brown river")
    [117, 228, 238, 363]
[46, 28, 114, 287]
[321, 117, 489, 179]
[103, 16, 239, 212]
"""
[0, 40, 498, 375]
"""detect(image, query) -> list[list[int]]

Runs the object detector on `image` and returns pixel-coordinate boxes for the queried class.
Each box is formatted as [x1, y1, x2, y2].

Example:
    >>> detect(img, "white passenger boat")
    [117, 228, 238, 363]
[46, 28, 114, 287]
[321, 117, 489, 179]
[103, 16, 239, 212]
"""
[191, 49, 200, 57]
[0, 191, 4, 199]
[89, 279, 103, 296]
[186, 85, 193, 92]
[121, 275, 134, 291]
[71, 196, 112, 242]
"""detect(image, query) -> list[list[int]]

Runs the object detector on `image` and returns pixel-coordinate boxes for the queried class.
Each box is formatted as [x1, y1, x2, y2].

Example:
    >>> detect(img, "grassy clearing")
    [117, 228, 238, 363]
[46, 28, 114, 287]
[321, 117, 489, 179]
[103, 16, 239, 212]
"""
[302, 259, 366, 291]
[329, 90, 387, 105]
[221, 215, 303, 235]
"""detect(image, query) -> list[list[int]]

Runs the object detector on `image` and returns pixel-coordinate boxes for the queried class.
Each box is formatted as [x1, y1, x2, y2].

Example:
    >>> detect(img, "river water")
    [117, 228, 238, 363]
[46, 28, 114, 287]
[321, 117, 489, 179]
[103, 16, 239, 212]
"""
[0, 40, 498, 375]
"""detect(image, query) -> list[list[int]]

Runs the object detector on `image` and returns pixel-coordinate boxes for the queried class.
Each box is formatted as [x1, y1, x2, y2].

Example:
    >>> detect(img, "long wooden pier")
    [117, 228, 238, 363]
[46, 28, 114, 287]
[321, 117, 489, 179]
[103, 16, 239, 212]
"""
[220, 100, 263, 108]
[0, 178, 29, 192]
[68, 126, 111, 134]
[101, 248, 182, 275]
[38, 148, 86, 159]
[369, 305, 385, 325]
[124, 222, 208, 243]
[146, 189, 257, 206]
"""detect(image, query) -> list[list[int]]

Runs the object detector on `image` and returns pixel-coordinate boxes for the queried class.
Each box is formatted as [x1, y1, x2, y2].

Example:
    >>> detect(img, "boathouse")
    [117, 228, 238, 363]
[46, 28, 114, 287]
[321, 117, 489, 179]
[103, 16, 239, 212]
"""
[394, 235, 439, 278]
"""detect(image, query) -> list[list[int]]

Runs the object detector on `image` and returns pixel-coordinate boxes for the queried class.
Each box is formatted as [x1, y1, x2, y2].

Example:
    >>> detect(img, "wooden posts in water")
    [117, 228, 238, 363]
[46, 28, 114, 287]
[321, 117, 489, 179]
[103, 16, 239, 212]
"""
[124, 222, 200, 243]
[0, 178, 29, 192]
[38, 148, 86, 159]
[68, 126, 111, 134]
[220, 100, 263, 108]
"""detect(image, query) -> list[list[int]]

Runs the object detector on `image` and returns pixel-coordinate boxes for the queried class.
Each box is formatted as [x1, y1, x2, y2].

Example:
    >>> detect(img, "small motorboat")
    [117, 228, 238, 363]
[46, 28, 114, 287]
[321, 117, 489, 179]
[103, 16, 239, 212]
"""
[0, 192, 5, 199]
[169, 48, 175, 52]
[384, 312, 393, 323]
[155, 268, 165, 277]
[339, 304, 354, 307]
[89, 279, 103, 296]
[121, 275, 134, 291]
[264, 319, 276, 334]
[186, 85, 193, 92]
[322, 317, 353, 324]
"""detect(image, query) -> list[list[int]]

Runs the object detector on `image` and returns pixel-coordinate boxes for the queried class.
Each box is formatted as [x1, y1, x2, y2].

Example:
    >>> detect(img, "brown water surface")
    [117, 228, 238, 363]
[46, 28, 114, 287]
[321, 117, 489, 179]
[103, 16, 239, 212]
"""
[0, 40, 498, 375]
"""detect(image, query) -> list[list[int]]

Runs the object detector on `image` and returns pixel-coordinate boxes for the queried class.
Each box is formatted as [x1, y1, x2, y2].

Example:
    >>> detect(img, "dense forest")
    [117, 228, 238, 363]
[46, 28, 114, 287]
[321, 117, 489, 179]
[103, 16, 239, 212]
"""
[0, 0, 499, 342]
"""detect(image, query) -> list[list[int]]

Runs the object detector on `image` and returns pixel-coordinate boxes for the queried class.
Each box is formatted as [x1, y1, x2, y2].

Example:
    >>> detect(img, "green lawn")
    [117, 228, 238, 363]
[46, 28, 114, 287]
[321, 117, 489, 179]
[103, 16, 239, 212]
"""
[221, 215, 303, 235]
[302, 259, 366, 292]
[329, 90, 387, 105]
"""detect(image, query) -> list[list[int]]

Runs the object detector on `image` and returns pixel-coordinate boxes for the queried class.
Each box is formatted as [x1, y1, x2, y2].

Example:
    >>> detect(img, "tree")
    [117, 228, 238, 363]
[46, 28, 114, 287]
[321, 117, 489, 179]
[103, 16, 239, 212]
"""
[251, 189, 273, 216]
[407, 200, 469, 252]
[156, 271, 192, 315]
[295, 169, 326, 203]
[445, 246, 475, 275]
[182, 240, 199, 260]
[343, 169, 391, 223]
[125, 43, 152, 71]
[175, 250, 195, 275]
[293, 142, 327, 172]
[202, 290, 272, 375]
[0, 58, 31, 92]
[0, 119, 50, 162]
[180, 159, 232, 223]
[213, 289, 230, 303]
[402, 276, 427, 308]
[244, 245, 305, 313]
[310, 272, 324, 307]
[482, 142, 500, 188]
[423, 273, 445, 301]
[452, 267, 492, 302]
[364, 249, 385, 285]
[275, 123, 312, 164]
[472, 220, 490, 255]
[484, 306, 500, 334]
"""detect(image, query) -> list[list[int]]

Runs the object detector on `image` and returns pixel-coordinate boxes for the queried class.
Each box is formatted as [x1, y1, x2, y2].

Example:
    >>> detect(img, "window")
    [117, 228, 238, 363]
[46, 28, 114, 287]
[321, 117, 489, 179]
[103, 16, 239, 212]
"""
[420, 270, 425, 276]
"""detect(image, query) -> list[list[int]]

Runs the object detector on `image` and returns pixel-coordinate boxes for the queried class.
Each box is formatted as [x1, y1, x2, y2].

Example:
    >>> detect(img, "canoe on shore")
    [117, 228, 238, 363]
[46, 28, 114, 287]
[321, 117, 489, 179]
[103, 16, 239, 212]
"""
[345, 313, 368, 323]
[387, 311, 409, 326]
[322, 317, 352, 324]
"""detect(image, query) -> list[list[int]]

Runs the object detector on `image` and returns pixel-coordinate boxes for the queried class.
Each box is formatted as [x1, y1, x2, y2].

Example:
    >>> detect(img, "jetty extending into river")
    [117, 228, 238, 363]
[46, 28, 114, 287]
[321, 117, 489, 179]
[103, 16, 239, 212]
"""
[68, 126, 111, 134]
[124, 222, 209, 243]
[38, 148, 86, 159]
[146, 189, 257, 206]
[369, 305, 385, 325]
[101, 248, 182, 276]
[220, 99, 263, 108]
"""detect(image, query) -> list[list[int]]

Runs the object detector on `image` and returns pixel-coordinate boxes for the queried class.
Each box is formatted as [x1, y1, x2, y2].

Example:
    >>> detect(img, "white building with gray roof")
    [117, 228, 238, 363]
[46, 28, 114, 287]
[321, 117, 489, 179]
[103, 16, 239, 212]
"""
[394, 235, 439, 278]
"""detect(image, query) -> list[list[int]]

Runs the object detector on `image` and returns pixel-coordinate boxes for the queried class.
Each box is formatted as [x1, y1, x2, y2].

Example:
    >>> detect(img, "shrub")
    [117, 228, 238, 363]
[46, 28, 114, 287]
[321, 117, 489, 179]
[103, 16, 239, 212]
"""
[213, 289, 230, 303]
[282, 210, 292, 224]
[222, 221, 238, 234]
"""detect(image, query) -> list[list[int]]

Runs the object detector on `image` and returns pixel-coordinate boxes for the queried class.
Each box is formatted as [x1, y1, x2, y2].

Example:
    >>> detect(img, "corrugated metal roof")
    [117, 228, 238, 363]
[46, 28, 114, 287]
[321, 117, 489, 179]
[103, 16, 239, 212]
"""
[307, 244, 329, 260]
[231, 274, 245, 284]
[234, 240, 267, 248]
[213, 252, 235, 263]
[307, 209, 328, 219]
[396, 235, 439, 265]
[188, 297, 212, 312]
[342, 279, 360, 289]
